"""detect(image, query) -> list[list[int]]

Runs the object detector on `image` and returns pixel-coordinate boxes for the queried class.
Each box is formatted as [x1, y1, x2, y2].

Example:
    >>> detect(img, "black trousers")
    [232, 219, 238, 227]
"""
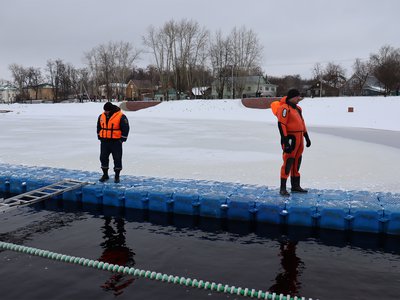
[100, 140, 123, 171]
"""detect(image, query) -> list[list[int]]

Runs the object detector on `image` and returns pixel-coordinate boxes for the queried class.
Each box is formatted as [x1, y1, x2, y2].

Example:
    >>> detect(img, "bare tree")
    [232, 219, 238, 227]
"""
[8, 65, 44, 101]
[310, 62, 346, 96]
[85, 43, 115, 99]
[45, 60, 82, 101]
[348, 58, 371, 96]
[311, 62, 324, 80]
[26, 67, 43, 100]
[76, 68, 91, 100]
[209, 30, 233, 98]
[230, 26, 263, 69]
[143, 19, 209, 100]
[9, 64, 29, 99]
[114, 41, 142, 99]
[323, 62, 346, 89]
[183, 20, 209, 96]
[229, 26, 263, 98]
[370, 45, 400, 95]
[165, 20, 182, 98]
[143, 25, 172, 100]
[84, 48, 102, 98]
[85, 41, 141, 100]
[46, 59, 69, 101]
[64, 64, 90, 100]
[208, 26, 263, 99]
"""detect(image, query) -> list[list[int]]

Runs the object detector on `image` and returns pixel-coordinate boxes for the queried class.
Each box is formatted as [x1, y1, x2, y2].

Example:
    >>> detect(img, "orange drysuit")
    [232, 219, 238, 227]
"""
[276, 97, 307, 179]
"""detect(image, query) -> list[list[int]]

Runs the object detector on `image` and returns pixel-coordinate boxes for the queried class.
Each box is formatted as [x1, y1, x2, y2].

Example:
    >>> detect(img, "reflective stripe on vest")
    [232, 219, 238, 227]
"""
[99, 111, 123, 139]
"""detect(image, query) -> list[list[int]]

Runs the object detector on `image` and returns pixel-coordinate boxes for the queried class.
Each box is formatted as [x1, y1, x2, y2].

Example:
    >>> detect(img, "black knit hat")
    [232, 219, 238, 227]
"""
[103, 102, 114, 111]
[287, 89, 300, 101]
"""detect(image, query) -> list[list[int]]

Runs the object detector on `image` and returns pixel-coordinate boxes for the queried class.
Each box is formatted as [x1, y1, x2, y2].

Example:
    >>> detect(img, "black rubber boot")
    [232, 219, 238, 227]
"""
[99, 168, 109, 182]
[291, 176, 308, 193]
[280, 178, 290, 196]
[114, 170, 121, 183]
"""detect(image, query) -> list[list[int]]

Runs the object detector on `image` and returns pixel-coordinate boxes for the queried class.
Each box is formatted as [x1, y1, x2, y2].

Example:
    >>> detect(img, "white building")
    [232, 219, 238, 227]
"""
[211, 75, 277, 99]
[0, 85, 17, 103]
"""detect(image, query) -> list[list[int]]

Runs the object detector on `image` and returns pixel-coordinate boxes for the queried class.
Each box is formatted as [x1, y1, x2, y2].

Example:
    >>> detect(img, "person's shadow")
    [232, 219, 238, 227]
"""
[269, 238, 304, 296]
[99, 216, 136, 296]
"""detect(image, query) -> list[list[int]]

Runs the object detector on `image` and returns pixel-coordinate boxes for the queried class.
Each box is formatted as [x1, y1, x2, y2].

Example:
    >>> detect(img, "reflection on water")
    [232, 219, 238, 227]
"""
[99, 216, 136, 296]
[269, 239, 304, 295]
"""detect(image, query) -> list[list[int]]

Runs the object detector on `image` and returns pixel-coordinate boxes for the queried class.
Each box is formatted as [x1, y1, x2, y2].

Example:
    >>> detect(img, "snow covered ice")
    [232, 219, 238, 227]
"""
[0, 96, 399, 193]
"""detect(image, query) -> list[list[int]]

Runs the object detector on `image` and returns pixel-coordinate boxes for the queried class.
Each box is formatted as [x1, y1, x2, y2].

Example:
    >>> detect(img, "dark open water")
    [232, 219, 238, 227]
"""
[0, 196, 399, 300]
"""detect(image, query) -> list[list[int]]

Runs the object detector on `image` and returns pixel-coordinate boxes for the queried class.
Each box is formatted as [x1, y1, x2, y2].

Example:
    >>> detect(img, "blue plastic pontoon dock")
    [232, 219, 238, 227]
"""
[1, 163, 399, 235]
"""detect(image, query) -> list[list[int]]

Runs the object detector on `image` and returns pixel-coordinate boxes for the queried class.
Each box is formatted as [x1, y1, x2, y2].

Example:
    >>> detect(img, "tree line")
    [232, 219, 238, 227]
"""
[3, 19, 400, 101]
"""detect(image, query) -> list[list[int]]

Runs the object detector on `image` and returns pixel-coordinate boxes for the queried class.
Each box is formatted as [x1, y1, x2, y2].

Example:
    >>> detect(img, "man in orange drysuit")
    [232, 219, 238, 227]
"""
[276, 89, 311, 196]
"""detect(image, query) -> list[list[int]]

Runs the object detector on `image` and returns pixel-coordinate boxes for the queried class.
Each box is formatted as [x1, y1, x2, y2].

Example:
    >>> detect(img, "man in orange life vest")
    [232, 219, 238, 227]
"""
[276, 89, 311, 196]
[97, 102, 130, 183]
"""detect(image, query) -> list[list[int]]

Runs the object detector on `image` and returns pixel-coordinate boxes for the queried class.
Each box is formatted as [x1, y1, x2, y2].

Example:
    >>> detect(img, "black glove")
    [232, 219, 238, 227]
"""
[120, 137, 127, 143]
[304, 132, 311, 148]
[282, 136, 293, 153]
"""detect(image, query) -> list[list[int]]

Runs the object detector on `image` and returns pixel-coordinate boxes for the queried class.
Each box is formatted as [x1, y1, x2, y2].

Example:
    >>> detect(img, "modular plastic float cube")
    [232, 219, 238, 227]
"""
[255, 193, 287, 224]
[172, 191, 200, 215]
[386, 211, 400, 235]
[318, 191, 351, 231]
[199, 193, 228, 218]
[0, 173, 11, 193]
[82, 184, 104, 205]
[125, 187, 149, 210]
[226, 196, 257, 222]
[286, 192, 319, 227]
[148, 189, 174, 213]
[349, 191, 382, 233]
[9, 173, 30, 194]
[377, 193, 400, 235]
[62, 176, 90, 203]
[62, 187, 83, 202]
[103, 185, 125, 207]
[25, 177, 53, 193]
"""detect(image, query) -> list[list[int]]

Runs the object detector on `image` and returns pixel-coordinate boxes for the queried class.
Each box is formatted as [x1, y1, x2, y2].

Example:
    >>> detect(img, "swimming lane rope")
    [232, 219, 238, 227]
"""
[0, 241, 314, 300]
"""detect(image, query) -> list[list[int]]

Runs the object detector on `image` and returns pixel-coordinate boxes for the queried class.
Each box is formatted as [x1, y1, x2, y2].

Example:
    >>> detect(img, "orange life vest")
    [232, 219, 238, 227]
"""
[99, 111, 123, 139]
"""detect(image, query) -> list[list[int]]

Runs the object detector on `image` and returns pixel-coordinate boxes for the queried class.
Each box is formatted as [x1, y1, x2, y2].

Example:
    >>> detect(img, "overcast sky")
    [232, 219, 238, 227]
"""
[1, 0, 399, 81]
